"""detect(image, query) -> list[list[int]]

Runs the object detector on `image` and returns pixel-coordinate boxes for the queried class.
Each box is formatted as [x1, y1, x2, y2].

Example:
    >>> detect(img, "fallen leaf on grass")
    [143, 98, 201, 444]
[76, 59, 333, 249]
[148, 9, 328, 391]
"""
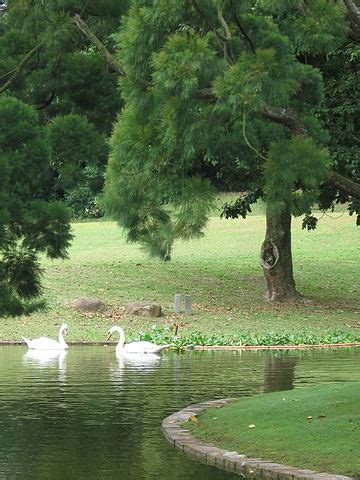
[188, 415, 198, 423]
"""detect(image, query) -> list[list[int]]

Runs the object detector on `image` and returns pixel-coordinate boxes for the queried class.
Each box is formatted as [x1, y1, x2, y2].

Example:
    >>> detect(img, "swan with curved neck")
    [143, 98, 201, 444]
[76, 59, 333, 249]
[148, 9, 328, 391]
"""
[22, 324, 69, 350]
[107, 325, 169, 354]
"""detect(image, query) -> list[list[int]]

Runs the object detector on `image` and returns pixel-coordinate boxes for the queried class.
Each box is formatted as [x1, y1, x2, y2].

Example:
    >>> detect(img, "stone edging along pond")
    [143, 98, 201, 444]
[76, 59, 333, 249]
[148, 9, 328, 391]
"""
[192, 343, 360, 350]
[1, 341, 360, 349]
[161, 399, 352, 480]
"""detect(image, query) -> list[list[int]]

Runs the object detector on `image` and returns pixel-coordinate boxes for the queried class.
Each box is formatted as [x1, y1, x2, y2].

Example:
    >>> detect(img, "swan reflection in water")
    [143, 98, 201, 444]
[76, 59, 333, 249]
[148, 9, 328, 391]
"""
[109, 352, 161, 381]
[23, 349, 68, 382]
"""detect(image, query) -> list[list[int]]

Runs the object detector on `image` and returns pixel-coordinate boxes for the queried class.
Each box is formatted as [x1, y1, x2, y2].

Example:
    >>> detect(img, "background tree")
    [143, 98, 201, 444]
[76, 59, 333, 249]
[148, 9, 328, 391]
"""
[101, 0, 360, 303]
[0, 0, 127, 216]
[48, 114, 108, 218]
[318, 39, 360, 224]
[0, 97, 72, 315]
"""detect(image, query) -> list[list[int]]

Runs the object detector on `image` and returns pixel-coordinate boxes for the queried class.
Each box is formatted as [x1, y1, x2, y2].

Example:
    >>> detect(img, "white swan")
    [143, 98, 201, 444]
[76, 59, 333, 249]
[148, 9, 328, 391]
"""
[22, 323, 69, 350]
[107, 325, 169, 355]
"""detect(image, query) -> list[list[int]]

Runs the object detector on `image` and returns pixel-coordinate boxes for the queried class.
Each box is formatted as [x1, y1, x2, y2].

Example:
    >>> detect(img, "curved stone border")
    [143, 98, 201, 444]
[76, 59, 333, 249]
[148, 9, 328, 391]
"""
[162, 399, 352, 480]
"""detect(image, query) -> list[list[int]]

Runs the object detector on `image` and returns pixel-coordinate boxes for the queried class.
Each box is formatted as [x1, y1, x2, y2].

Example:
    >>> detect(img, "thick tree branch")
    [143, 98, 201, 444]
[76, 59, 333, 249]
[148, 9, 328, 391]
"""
[198, 83, 360, 200]
[190, 0, 227, 51]
[260, 104, 308, 135]
[342, 0, 360, 40]
[217, 9, 231, 40]
[343, 0, 360, 22]
[0, 67, 17, 82]
[232, 9, 256, 55]
[73, 14, 126, 76]
[0, 44, 41, 95]
[259, 103, 360, 199]
[35, 91, 57, 110]
[217, 8, 235, 63]
[327, 170, 360, 199]
[73, 14, 150, 89]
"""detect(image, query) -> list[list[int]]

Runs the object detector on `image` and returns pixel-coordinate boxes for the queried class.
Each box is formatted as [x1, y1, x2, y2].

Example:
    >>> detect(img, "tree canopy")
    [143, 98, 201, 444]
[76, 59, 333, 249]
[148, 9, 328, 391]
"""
[1, 0, 359, 307]
[0, 0, 127, 216]
[98, 0, 360, 301]
[0, 97, 72, 315]
[102, 1, 359, 253]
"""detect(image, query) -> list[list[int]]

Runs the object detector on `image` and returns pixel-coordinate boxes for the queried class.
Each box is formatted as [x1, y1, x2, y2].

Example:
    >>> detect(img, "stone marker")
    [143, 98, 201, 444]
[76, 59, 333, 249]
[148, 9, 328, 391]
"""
[184, 294, 192, 315]
[124, 301, 162, 317]
[174, 294, 181, 313]
[72, 298, 106, 312]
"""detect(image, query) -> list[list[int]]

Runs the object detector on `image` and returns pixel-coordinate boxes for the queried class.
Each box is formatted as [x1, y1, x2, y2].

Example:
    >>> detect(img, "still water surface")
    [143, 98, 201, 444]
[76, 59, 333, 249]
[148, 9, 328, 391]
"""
[0, 346, 359, 479]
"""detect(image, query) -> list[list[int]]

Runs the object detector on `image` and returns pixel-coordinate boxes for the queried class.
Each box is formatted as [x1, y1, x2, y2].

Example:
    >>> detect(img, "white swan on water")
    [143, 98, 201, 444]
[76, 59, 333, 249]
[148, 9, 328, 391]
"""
[107, 325, 169, 355]
[22, 323, 69, 350]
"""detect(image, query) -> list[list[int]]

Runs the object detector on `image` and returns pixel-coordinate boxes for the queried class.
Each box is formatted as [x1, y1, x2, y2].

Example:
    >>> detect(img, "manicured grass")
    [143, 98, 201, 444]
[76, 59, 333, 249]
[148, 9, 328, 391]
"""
[0, 206, 359, 342]
[185, 382, 360, 476]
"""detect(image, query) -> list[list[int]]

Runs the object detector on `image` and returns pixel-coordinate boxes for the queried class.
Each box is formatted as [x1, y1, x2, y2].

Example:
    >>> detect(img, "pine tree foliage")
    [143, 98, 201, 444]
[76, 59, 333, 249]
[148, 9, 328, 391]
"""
[0, 0, 127, 217]
[0, 97, 72, 315]
[281, 0, 347, 55]
[104, 0, 354, 259]
[265, 137, 330, 215]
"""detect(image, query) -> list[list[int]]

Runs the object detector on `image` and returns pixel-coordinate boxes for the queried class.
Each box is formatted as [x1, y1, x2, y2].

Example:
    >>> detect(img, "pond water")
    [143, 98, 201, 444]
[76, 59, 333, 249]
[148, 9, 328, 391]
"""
[0, 346, 359, 479]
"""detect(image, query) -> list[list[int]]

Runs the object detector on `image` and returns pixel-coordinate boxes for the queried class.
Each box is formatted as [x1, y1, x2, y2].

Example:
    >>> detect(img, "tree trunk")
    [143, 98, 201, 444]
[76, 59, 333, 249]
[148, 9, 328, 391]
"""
[260, 205, 303, 303]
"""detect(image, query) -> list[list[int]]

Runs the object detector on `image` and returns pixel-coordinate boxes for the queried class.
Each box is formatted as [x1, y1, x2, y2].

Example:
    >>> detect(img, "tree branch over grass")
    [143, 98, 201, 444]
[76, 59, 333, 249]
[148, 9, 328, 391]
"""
[260, 104, 360, 200]
[327, 170, 360, 199]
[198, 88, 360, 199]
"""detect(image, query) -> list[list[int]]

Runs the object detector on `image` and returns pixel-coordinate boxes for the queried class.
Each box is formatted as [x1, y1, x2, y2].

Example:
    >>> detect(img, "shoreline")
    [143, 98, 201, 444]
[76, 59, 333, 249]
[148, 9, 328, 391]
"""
[1, 341, 360, 349]
[162, 399, 352, 480]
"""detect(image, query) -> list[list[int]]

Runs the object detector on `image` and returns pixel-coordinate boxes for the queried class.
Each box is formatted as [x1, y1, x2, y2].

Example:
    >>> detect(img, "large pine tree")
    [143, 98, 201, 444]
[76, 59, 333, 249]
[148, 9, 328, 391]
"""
[97, 0, 360, 303]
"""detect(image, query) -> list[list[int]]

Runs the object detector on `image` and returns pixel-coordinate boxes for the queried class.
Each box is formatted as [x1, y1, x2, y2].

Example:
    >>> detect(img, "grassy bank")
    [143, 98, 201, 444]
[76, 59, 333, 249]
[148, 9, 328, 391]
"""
[0, 209, 359, 343]
[185, 382, 360, 476]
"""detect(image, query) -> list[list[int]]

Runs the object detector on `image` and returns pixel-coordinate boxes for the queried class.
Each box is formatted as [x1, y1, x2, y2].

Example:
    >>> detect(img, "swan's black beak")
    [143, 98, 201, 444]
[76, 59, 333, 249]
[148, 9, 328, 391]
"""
[64, 329, 68, 336]
[106, 332, 112, 341]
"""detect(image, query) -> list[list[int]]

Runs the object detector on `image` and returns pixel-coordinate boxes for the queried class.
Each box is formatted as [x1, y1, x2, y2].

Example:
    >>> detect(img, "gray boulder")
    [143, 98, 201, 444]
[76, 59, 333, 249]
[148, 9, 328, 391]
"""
[72, 297, 106, 312]
[124, 301, 162, 317]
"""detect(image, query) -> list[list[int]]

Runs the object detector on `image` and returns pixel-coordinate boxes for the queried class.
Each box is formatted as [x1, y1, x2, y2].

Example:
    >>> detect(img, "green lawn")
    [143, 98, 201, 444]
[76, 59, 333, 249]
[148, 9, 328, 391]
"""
[0, 207, 359, 343]
[186, 382, 360, 477]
